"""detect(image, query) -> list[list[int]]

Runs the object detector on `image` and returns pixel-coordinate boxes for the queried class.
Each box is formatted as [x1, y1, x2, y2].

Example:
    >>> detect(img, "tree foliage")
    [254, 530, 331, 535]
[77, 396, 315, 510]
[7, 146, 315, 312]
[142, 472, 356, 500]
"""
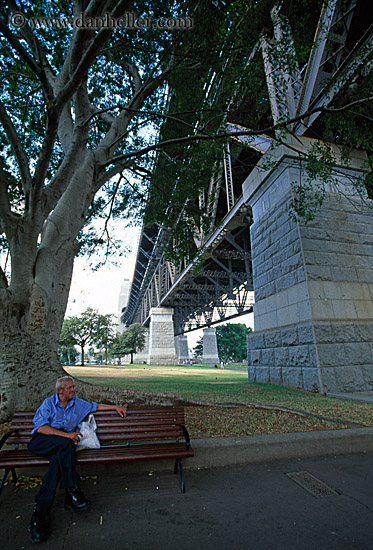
[216, 323, 252, 363]
[192, 324, 252, 362]
[59, 344, 78, 364]
[60, 308, 116, 365]
[112, 322, 146, 363]
[193, 336, 203, 358]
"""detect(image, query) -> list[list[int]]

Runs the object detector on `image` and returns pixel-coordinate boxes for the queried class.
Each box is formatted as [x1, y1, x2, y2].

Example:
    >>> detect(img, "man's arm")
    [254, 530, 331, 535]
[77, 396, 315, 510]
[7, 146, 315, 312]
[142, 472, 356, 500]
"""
[36, 424, 82, 442]
[96, 404, 127, 417]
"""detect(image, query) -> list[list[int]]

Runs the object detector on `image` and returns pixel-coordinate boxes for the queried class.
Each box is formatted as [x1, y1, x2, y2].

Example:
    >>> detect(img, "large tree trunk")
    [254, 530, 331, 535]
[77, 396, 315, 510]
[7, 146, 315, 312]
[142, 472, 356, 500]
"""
[0, 317, 64, 420]
[0, 242, 76, 421]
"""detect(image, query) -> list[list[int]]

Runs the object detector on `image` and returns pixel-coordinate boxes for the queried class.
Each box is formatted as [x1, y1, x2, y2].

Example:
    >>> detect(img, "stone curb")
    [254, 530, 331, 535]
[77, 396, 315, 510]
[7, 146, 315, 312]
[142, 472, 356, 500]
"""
[186, 427, 373, 470]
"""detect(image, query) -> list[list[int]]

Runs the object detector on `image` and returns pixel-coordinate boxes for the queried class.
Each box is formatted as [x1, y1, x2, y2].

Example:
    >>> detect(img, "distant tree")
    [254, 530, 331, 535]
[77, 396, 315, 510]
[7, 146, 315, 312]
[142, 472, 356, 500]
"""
[216, 323, 252, 363]
[92, 313, 117, 365]
[113, 323, 147, 364]
[193, 336, 203, 359]
[60, 308, 101, 366]
[59, 345, 77, 365]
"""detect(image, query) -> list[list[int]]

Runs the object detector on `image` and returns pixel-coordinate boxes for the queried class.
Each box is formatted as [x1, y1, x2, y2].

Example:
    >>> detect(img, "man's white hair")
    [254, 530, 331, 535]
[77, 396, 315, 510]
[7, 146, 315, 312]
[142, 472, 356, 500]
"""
[56, 376, 74, 391]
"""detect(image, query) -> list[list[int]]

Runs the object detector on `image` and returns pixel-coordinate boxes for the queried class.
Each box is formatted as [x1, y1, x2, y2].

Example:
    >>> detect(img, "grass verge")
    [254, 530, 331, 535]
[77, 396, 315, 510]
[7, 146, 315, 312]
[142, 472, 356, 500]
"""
[66, 365, 373, 438]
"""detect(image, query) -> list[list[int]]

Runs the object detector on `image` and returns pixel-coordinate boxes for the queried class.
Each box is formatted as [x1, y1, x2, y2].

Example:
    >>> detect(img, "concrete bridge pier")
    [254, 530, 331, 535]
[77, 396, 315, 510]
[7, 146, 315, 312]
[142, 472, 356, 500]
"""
[147, 307, 178, 366]
[175, 335, 189, 364]
[243, 137, 373, 394]
[202, 327, 220, 365]
[133, 330, 149, 364]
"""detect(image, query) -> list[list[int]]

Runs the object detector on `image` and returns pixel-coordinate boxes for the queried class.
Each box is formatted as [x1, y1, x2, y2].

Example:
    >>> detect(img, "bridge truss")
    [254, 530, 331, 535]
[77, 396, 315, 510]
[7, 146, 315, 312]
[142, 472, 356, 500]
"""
[122, 153, 256, 334]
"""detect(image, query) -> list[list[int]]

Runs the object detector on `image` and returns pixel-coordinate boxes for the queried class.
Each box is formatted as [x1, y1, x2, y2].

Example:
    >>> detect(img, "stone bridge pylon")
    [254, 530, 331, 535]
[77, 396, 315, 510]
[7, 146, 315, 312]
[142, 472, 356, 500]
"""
[245, 137, 373, 393]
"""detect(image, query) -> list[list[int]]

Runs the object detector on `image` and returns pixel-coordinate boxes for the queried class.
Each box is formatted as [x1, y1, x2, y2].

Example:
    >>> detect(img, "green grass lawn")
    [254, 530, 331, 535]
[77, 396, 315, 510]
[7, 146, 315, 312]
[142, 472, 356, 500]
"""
[68, 364, 248, 394]
[66, 364, 373, 436]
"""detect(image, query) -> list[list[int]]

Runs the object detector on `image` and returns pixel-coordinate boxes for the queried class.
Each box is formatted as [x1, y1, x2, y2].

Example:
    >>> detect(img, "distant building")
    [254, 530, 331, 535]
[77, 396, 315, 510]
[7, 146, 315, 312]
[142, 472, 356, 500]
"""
[117, 278, 130, 333]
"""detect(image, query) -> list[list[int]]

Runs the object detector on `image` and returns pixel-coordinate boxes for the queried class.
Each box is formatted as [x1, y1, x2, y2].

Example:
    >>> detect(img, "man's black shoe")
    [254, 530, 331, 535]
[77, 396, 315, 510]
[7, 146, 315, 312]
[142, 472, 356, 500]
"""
[64, 485, 90, 511]
[28, 505, 49, 543]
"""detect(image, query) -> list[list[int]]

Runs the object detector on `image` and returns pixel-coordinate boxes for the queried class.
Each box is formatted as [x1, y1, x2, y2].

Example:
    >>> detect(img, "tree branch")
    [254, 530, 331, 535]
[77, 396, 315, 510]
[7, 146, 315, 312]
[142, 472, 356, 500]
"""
[0, 99, 32, 192]
[98, 37, 199, 156]
[0, 262, 8, 289]
[41, 132, 90, 218]
[317, 96, 373, 114]
[95, 163, 131, 189]
[7, 0, 56, 86]
[108, 106, 217, 152]
[57, 105, 75, 154]
[88, 104, 117, 126]
[56, 33, 109, 108]
[30, 106, 60, 211]
[103, 96, 373, 168]
[0, 20, 54, 100]
[123, 61, 142, 93]
[55, 0, 134, 112]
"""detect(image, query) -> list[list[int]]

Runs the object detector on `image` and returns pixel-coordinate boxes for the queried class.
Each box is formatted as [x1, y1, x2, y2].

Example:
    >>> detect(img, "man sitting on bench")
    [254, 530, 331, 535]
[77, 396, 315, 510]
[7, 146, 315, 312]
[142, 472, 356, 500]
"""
[28, 375, 126, 544]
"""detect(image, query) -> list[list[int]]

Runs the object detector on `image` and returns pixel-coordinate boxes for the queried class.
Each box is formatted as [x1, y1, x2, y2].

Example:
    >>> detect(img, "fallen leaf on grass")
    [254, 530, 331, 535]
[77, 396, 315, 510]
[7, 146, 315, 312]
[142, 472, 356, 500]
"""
[185, 405, 345, 438]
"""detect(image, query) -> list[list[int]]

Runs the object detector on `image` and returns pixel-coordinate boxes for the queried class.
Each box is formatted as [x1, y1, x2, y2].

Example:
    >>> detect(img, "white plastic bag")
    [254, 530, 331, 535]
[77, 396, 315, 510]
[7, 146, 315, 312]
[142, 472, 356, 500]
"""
[76, 414, 100, 451]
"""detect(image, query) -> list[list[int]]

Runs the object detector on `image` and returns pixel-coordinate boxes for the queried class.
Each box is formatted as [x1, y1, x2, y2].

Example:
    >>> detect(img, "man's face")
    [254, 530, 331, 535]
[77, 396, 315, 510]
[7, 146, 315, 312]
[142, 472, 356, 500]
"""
[58, 381, 75, 402]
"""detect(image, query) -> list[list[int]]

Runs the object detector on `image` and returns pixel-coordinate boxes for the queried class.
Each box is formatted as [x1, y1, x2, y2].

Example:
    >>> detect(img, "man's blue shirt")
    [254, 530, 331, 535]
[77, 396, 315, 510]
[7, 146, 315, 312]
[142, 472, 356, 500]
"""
[32, 394, 97, 434]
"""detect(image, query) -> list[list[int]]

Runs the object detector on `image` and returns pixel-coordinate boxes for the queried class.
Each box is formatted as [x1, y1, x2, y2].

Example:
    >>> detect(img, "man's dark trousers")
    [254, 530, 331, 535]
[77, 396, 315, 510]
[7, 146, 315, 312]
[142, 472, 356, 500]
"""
[28, 433, 80, 514]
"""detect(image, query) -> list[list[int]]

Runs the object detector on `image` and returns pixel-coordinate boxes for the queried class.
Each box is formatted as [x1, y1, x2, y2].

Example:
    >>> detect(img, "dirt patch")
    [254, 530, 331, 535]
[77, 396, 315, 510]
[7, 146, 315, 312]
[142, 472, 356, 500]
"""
[185, 405, 349, 438]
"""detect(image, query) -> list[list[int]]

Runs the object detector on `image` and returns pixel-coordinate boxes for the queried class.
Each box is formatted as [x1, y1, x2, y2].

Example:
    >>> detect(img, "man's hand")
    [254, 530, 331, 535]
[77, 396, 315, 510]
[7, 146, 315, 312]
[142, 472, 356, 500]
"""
[97, 404, 127, 417]
[37, 425, 82, 441]
[68, 431, 83, 443]
[114, 406, 126, 418]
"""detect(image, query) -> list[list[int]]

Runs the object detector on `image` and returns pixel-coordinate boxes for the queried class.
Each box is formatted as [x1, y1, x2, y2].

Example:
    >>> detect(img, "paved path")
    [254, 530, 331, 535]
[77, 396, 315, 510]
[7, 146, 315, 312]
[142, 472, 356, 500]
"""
[2, 451, 372, 550]
[327, 391, 373, 404]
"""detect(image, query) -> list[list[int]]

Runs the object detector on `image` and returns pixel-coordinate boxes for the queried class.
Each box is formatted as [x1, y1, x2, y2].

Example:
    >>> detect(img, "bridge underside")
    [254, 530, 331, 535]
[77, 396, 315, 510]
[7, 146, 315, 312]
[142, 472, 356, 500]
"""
[122, 198, 255, 335]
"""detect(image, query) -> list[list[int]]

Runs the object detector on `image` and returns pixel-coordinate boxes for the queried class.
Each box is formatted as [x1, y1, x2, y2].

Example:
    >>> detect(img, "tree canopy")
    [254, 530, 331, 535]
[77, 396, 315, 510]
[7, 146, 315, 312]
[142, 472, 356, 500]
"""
[60, 308, 116, 365]
[216, 323, 252, 363]
[112, 322, 147, 363]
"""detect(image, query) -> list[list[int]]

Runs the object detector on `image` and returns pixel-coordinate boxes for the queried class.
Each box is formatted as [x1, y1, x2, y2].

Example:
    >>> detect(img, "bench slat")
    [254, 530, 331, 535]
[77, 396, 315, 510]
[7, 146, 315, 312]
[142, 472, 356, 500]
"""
[0, 443, 194, 469]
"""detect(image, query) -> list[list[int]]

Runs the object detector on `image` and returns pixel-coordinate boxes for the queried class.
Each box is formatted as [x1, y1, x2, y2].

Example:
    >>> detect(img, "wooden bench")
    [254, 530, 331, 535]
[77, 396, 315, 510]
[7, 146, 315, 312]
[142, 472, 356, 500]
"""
[0, 407, 194, 495]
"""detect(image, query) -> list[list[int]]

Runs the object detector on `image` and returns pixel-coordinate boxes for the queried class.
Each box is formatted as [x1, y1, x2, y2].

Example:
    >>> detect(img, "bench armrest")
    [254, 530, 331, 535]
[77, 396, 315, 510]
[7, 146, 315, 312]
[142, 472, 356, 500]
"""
[179, 424, 191, 450]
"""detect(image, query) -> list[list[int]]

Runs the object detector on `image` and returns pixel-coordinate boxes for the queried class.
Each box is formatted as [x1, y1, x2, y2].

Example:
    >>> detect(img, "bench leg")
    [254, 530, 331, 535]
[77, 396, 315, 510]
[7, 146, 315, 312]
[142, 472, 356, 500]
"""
[0, 468, 17, 497]
[174, 459, 185, 494]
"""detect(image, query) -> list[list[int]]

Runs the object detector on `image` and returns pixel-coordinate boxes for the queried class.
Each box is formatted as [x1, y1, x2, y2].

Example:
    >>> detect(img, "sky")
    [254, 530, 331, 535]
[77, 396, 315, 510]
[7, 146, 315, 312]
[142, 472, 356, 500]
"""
[66, 224, 139, 320]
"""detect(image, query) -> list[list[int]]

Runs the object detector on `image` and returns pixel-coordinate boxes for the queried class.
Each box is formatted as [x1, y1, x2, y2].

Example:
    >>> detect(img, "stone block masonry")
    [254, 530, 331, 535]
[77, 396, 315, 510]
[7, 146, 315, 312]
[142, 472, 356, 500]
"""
[175, 334, 189, 363]
[147, 307, 178, 365]
[202, 327, 220, 364]
[243, 136, 373, 393]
